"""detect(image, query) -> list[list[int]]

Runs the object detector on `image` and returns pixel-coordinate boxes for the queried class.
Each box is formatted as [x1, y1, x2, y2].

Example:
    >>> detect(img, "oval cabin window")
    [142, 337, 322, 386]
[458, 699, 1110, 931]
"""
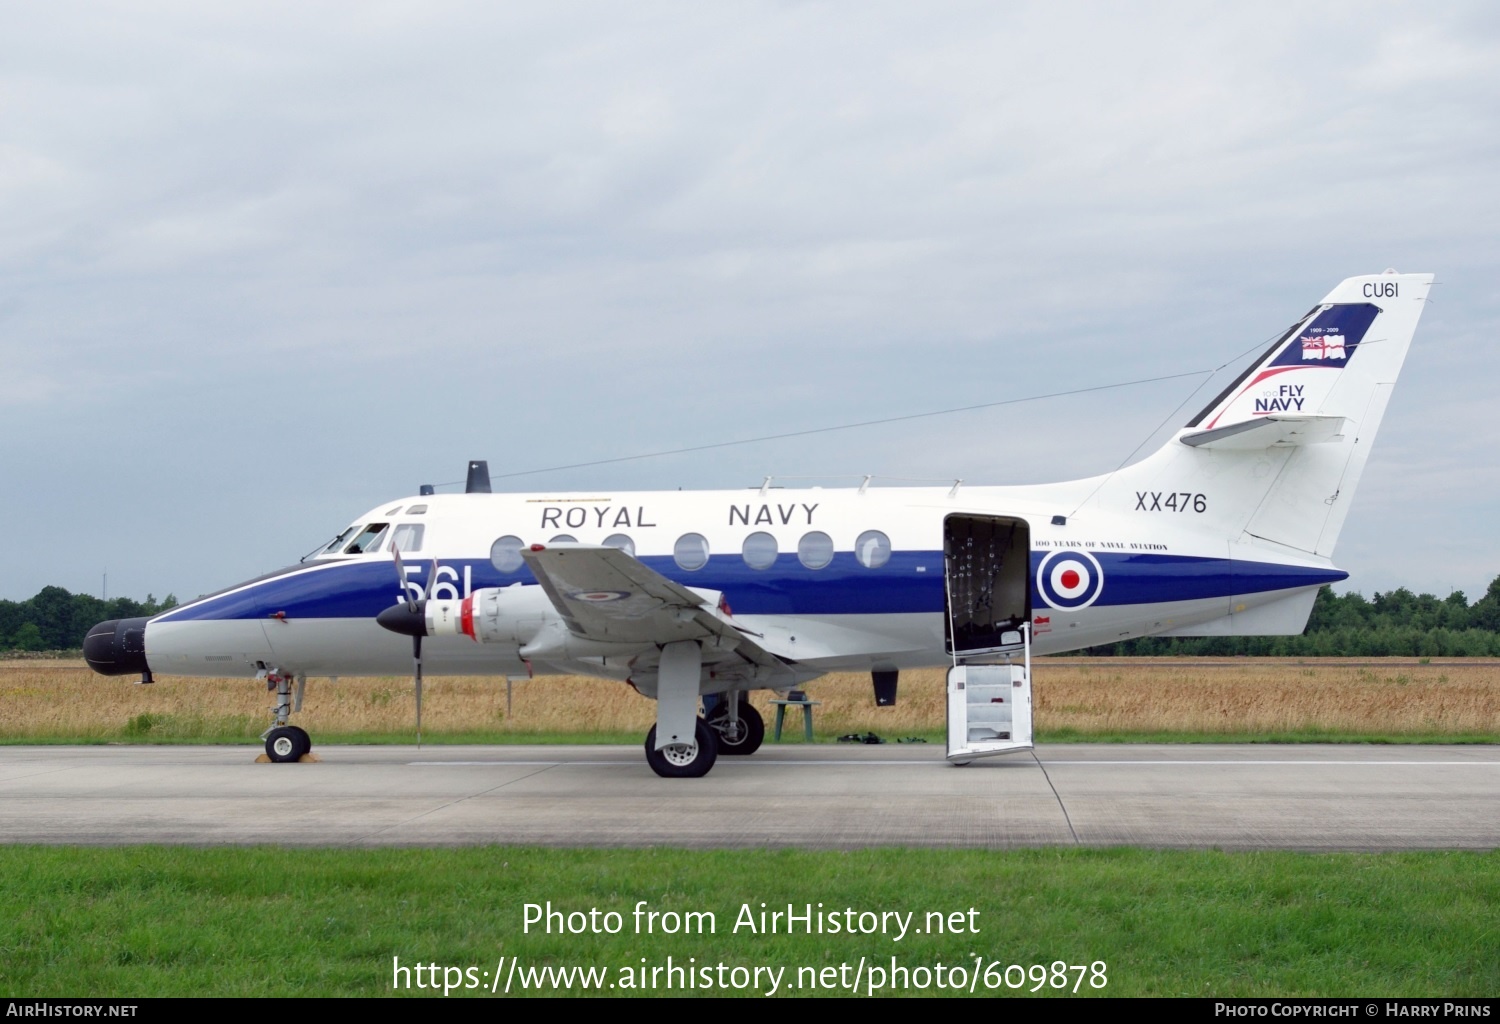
[674, 533, 710, 571]
[797, 531, 834, 570]
[855, 530, 891, 568]
[742, 531, 778, 570]
[490, 535, 525, 573]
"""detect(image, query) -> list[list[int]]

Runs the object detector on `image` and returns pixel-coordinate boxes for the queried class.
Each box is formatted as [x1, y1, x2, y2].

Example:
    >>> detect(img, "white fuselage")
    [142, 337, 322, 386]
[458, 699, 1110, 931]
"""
[143, 481, 1344, 685]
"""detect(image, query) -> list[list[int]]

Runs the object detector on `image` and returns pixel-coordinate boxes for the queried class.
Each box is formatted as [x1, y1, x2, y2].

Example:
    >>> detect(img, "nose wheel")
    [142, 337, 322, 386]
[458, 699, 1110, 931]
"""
[265, 726, 311, 762]
[258, 668, 315, 762]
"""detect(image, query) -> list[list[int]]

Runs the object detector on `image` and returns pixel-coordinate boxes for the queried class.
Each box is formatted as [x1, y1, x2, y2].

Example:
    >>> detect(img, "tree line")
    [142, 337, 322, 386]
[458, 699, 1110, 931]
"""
[0, 587, 177, 652]
[1083, 575, 1500, 657]
[3, 576, 1500, 656]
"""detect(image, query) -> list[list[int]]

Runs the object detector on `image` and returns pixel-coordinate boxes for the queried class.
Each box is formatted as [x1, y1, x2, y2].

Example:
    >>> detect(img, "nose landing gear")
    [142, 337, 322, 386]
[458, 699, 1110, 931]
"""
[265, 725, 311, 762]
[257, 668, 317, 763]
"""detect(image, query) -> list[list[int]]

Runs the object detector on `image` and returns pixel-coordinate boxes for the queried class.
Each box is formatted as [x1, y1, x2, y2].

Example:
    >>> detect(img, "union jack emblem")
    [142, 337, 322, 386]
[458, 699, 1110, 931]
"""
[1301, 333, 1347, 360]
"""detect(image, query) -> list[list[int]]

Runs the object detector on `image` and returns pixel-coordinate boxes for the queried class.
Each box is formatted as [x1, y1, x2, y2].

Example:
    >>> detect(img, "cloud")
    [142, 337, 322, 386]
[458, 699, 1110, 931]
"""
[1, 2, 1497, 599]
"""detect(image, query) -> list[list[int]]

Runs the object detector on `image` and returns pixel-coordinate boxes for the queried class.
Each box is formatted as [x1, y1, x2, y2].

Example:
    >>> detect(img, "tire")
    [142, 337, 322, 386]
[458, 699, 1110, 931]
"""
[706, 700, 765, 755]
[265, 726, 310, 763]
[644, 718, 718, 778]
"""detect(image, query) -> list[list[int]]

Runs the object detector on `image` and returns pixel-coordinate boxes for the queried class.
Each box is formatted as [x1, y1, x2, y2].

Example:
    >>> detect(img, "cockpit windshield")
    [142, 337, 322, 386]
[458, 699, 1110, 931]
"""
[344, 523, 390, 554]
[321, 526, 358, 554]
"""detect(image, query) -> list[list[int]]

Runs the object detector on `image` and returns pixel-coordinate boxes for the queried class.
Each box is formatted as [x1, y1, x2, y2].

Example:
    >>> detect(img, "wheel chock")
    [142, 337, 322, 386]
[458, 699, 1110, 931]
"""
[253, 752, 322, 763]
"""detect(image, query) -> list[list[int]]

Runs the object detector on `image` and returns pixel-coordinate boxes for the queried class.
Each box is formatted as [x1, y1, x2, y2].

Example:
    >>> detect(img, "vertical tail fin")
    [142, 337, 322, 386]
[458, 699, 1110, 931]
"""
[1099, 272, 1432, 557]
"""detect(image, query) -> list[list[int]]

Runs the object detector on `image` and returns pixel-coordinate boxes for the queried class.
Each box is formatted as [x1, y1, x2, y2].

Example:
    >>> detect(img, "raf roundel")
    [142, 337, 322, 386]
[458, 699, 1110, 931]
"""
[1036, 550, 1105, 610]
[569, 590, 632, 603]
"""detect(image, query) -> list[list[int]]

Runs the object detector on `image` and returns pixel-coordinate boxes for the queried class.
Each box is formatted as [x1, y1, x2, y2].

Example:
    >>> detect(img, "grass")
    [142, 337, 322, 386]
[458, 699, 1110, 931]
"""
[2, 665, 1494, 999]
[0, 846, 1493, 997]
[4, 658, 1496, 745]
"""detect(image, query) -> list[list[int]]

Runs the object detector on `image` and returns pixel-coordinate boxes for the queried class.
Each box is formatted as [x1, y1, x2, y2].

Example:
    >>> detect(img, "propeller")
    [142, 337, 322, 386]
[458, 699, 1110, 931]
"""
[379, 546, 440, 747]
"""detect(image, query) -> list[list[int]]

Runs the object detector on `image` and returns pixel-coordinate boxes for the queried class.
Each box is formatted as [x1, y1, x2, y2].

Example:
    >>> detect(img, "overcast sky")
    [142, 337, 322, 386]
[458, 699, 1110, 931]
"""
[2, 1, 1497, 605]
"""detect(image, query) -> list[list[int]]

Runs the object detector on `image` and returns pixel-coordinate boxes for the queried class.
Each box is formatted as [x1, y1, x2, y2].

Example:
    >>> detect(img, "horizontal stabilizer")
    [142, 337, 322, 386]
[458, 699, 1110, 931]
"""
[1180, 414, 1347, 450]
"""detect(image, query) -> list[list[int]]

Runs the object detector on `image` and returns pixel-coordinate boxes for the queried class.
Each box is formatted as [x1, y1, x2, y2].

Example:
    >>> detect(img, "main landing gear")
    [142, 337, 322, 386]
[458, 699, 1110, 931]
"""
[641, 696, 764, 778]
[644, 718, 718, 778]
[645, 643, 773, 778]
[706, 698, 765, 755]
[259, 667, 314, 763]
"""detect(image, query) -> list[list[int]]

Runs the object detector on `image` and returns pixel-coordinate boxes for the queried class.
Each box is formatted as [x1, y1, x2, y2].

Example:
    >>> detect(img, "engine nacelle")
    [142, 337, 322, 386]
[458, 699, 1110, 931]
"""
[424, 584, 558, 646]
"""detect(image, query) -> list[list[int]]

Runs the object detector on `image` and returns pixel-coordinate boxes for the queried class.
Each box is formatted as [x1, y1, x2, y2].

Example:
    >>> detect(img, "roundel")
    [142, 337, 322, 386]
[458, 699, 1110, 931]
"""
[568, 590, 632, 603]
[1035, 550, 1104, 610]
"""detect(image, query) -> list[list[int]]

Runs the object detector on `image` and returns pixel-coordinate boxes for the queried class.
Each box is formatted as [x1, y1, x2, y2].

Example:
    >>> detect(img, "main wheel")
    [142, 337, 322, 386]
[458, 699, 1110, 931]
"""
[644, 718, 718, 778]
[265, 726, 311, 763]
[706, 700, 765, 755]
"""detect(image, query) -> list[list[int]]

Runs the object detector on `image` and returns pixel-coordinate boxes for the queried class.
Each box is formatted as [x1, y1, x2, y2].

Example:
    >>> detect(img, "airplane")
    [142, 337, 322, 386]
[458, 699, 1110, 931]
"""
[83, 272, 1432, 777]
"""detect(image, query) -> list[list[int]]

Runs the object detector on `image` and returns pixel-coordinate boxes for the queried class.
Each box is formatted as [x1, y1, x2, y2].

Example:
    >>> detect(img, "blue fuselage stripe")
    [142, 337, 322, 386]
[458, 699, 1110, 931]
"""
[155, 552, 1348, 623]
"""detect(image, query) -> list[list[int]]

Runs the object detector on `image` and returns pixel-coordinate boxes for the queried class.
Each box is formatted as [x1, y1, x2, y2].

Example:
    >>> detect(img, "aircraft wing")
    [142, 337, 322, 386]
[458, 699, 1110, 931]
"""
[519, 543, 791, 674]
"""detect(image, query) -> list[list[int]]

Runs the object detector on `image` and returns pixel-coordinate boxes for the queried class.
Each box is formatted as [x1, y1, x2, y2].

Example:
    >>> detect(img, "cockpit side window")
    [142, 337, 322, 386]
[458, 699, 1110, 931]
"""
[345, 523, 390, 554]
[391, 523, 425, 553]
[323, 526, 358, 554]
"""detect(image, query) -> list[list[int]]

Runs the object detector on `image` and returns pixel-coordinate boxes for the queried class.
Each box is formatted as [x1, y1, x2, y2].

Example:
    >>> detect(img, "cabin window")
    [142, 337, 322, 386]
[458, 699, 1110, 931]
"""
[550, 534, 578, 544]
[345, 523, 389, 554]
[742, 531, 778, 570]
[674, 533, 710, 571]
[798, 531, 834, 569]
[323, 526, 358, 554]
[391, 524, 425, 553]
[490, 535, 525, 573]
[855, 530, 891, 568]
[603, 534, 635, 556]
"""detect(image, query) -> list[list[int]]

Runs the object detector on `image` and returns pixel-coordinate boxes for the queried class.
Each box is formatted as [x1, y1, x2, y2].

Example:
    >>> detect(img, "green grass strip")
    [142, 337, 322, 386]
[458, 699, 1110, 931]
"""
[0, 847, 1494, 997]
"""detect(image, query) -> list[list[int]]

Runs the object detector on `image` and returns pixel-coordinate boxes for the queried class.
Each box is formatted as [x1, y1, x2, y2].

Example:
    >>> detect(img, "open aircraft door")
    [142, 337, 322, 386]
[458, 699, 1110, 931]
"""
[943, 515, 1033, 763]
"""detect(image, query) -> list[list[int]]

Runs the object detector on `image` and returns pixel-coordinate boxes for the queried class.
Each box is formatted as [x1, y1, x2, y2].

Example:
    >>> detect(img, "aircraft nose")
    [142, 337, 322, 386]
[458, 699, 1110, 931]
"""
[82, 617, 151, 676]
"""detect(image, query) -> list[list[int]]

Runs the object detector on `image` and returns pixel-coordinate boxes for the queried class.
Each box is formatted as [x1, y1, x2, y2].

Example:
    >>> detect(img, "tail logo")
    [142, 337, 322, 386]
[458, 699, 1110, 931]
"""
[1036, 550, 1105, 610]
[1204, 302, 1382, 428]
[1269, 304, 1379, 370]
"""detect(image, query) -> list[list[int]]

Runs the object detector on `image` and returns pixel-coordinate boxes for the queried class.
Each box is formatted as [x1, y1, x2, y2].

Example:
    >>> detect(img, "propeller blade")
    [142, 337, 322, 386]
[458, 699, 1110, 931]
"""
[413, 634, 423, 749]
[392, 544, 417, 612]
[425, 558, 441, 601]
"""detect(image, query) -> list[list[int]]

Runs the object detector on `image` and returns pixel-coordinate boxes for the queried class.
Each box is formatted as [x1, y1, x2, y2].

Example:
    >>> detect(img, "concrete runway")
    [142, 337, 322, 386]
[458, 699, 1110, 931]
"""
[0, 743, 1495, 850]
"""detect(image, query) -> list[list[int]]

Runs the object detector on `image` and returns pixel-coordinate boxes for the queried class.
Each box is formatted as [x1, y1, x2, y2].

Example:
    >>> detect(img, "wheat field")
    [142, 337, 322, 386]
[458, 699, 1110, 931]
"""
[2, 658, 1496, 741]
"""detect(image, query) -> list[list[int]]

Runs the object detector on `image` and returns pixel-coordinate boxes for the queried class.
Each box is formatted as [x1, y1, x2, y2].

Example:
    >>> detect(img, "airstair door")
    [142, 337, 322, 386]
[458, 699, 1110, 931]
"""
[946, 658, 1033, 762]
[943, 514, 1034, 762]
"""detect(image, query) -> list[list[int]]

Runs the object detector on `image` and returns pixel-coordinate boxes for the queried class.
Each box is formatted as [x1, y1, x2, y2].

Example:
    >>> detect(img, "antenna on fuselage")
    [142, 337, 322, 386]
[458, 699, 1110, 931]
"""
[465, 460, 492, 493]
